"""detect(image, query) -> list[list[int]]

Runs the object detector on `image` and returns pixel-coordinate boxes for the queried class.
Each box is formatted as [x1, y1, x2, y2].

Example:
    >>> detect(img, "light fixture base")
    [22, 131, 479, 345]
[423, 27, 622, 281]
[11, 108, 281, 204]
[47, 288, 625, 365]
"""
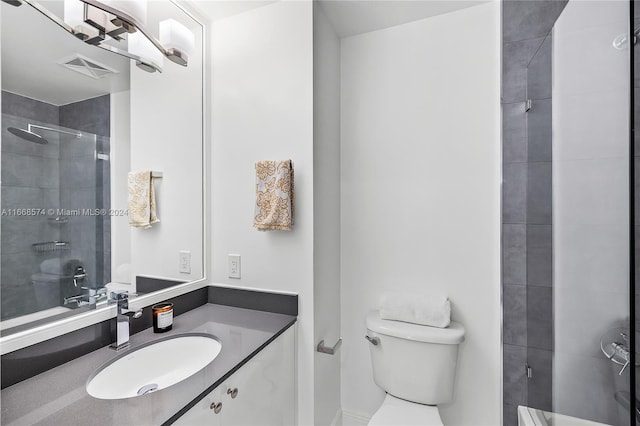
[72, 27, 106, 45]
[166, 48, 188, 66]
[110, 17, 136, 34]
[135, 61, 158, 73]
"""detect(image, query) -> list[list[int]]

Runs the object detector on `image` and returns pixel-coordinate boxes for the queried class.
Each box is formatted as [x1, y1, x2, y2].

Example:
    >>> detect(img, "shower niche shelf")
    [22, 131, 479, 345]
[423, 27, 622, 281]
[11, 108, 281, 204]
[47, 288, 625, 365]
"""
[32, 241, 71, 253]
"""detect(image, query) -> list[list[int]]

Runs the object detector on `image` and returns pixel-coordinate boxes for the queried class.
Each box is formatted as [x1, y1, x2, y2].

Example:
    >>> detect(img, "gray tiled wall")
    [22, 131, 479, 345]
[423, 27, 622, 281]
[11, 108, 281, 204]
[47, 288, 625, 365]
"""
[502, 1, 567, 425]
[59, 95, 110, 137]
[59, 95, 110, 287]
[1, 93, 61, 318]
[635, 0, 640, 415]
[1, 92, 110, 319]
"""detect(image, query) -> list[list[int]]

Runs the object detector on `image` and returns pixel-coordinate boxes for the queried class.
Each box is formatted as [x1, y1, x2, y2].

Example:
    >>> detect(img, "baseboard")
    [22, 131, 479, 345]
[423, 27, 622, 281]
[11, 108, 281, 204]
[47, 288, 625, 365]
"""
[342, 410, 370, 426]
[330, 408, 343, 426]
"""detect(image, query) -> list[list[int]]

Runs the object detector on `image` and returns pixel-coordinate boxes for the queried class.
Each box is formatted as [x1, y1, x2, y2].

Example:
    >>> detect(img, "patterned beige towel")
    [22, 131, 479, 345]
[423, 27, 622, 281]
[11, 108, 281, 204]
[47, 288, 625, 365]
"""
[254, 160, 294, 231]
[128, 171, 159, 228]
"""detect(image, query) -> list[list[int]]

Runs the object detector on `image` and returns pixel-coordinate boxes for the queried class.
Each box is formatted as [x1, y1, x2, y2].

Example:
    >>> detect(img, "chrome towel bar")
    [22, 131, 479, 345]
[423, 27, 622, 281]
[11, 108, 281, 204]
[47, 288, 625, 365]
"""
[317, 338, 342, 355]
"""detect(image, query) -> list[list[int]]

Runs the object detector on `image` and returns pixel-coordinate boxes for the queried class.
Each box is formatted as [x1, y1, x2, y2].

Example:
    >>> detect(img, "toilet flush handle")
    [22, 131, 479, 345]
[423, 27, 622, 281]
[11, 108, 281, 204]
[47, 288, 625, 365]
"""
[365, 335, 380, 346]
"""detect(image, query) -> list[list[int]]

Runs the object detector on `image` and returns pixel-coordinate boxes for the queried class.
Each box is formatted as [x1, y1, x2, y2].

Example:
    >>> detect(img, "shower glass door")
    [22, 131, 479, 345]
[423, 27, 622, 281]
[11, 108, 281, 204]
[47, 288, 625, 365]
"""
[1, 110, 110, 327]
[521, 0, 633, 424]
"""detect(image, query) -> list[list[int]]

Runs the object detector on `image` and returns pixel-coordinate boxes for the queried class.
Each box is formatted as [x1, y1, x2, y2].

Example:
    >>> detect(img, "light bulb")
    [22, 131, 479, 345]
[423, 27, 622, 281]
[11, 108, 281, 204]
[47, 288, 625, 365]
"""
[159, 19, 194, 66]
[129, 32, 163, 72]
[64, 0, 105, 42]
[64, 0, 85, 28]
[101, 0, 147, 26]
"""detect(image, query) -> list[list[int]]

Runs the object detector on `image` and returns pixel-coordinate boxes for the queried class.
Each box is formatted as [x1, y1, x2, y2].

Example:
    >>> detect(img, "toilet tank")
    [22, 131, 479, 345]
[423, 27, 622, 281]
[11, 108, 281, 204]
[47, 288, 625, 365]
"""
[366, 310, 465, 405]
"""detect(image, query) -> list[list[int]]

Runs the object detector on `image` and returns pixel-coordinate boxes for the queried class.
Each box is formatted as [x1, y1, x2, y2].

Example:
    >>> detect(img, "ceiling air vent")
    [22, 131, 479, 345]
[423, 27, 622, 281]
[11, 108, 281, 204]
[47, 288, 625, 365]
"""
[58, 54, 119, 80]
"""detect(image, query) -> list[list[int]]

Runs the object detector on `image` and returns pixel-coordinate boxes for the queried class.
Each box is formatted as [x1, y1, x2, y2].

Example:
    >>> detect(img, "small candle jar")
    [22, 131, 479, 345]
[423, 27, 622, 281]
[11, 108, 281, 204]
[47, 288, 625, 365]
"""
[152, 303, 173, 333]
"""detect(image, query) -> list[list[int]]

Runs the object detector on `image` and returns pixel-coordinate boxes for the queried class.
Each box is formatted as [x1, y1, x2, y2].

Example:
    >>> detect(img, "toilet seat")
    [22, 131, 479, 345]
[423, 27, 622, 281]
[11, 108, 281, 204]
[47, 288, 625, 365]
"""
[368, 394, 443, 426]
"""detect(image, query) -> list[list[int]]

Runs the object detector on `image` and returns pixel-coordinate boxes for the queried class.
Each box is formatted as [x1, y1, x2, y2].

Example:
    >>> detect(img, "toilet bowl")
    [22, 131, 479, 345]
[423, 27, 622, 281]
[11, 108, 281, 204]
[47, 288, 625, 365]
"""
[32, 259, 85, 309]
[369, 394, 443, 426]
[31, 272, 64, 309]
[365, 310, 465, 426]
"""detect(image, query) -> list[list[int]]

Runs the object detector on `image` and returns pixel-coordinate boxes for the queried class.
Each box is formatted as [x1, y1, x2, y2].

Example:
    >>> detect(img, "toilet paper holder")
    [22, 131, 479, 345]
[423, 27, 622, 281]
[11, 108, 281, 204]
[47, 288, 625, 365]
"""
[317, 338, 342, 355]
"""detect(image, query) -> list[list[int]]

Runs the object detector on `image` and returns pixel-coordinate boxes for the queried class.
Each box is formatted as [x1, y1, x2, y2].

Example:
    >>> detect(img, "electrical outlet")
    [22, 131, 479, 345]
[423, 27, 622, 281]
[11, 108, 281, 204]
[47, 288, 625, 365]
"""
[179, 250, 191, 274]
[228, 254, 241, 279]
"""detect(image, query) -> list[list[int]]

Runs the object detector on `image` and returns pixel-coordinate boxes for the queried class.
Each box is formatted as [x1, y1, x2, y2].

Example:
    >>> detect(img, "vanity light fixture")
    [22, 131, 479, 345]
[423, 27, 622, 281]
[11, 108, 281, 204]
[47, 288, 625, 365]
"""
[159, 18, 195, 66]
[2, 0, 195, 73]
[128, 31, 164, 72]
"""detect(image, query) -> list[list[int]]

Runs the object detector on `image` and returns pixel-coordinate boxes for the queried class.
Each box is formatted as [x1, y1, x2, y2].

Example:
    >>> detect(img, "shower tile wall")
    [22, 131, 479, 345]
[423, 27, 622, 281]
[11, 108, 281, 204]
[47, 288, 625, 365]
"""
[1, 91, 110, 319]
[632, 12, 640, 423]
[502, 1, 566, 425]
[1, 92, 60, 318]
[59, 96, 111, 286]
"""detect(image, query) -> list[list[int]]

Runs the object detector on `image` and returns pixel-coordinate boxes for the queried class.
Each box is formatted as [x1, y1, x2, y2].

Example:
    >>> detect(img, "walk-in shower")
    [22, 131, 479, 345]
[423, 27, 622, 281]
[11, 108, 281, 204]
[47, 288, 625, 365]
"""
[7, 123, 81, 145]
[502, 1, 636, 425]
[0, 93, 111, 327]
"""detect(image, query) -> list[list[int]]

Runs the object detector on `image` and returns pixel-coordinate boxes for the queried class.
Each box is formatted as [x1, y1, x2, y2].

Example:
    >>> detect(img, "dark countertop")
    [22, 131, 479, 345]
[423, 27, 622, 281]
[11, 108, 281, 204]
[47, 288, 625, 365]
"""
[0, 304, 296, 426]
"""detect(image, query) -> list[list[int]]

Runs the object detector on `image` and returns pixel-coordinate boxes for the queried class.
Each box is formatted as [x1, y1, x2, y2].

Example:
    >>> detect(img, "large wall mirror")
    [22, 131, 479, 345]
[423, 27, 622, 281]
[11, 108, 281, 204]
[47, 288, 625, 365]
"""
[0, 0, 204, 336]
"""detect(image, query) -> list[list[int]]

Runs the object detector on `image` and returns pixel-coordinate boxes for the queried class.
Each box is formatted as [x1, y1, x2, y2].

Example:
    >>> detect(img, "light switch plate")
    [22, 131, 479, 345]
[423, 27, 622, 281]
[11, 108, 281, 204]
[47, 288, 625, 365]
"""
[228, 254, 241, 279]
[179, 250, 191, 274]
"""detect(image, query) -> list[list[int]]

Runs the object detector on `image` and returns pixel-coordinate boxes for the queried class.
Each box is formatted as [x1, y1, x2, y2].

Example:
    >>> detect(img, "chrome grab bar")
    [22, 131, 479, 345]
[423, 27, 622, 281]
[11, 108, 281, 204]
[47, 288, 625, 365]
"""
[365, 335, 380, 346]
[317, 338, 342, 355]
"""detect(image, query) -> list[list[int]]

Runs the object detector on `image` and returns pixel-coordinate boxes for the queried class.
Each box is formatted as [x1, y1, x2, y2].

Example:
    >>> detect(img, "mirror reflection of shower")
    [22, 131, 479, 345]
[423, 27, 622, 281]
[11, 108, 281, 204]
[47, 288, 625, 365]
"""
[7, 124, 81, 145]
[1, 93, 111, 326]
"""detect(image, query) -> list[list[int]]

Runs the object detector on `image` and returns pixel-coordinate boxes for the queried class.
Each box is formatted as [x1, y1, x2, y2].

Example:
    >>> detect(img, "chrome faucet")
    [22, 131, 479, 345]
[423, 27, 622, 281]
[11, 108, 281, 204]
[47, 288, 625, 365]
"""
[72, 266, 87, 288]
[63, 286, 107, 309]
[109, 291, 143, 351]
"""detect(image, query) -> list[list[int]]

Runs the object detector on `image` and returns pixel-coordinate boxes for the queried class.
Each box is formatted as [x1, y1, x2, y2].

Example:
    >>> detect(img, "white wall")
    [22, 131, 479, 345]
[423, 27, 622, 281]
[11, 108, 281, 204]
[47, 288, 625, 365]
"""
[339, 3, 501, 425]
[552, 2, 630, 424]
[129, 15, 204, 283]
[0, 4, 3, 286]
[313, 3, 342, 425]
[211, 1, 315, 423]
[110, 90, 131, 284]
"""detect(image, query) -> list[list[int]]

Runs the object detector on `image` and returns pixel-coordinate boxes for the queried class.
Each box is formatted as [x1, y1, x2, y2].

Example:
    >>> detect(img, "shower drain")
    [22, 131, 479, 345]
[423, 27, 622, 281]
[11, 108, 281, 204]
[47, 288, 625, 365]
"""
[137, 384, 159, 395]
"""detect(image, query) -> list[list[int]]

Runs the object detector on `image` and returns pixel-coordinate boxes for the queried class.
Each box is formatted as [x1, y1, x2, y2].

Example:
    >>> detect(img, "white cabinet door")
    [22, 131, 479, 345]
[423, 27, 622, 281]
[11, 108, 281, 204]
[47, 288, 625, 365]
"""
[220, 327, 295, 426]
[175, 326, 295, 426]
[174, 384, 223, 426]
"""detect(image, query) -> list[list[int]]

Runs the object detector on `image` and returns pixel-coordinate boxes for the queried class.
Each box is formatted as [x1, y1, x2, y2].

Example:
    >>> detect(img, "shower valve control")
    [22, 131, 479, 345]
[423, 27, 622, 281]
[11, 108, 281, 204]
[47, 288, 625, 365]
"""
[601, 329, 634, 377]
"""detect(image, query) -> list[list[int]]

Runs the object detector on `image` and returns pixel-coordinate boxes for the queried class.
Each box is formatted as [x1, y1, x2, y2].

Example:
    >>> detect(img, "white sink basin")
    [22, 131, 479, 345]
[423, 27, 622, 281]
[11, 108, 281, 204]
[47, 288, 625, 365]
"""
[86, 333, 222, 400]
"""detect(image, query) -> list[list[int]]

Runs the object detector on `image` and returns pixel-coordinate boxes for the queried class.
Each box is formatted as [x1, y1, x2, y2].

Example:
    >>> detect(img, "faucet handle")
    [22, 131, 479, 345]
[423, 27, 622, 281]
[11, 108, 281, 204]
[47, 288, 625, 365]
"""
[125, 309, 144, 319]
[63, 294, 84, 306]
[108, 290, 138, 303]
[73, 266, 87, 278]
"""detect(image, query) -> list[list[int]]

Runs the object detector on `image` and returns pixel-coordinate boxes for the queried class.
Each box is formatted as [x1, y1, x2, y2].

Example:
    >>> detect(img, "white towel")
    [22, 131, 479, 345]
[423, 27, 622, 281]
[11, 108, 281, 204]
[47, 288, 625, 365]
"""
[128, 171, 159, 228]
[379, 291, 451, 328]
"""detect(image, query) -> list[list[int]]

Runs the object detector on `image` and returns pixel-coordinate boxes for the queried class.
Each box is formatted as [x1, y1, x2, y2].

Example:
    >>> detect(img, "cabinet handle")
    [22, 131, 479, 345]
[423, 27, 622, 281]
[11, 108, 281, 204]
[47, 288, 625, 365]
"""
[210, 402, 222, 414]
[227, 387, 239, 399]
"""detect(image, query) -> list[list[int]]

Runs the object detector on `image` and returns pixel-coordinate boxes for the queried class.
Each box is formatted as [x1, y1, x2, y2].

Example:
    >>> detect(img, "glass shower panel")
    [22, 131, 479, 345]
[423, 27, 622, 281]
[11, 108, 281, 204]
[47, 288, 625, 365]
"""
[548, 1, 631, 425]
[1, 114, 109, 323]
[525, 30, 554, 416]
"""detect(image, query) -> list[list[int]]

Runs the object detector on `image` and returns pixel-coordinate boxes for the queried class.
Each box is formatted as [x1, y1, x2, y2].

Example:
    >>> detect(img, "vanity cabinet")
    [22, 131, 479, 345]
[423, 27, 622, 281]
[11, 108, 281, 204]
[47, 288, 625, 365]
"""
[175, 327, 295, 425]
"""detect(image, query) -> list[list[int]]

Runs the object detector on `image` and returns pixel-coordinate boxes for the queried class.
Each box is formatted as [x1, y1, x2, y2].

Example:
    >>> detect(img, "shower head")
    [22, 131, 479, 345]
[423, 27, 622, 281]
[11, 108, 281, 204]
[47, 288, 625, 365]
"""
[613, 25, 640, 50]
[7, 127, 48, 144]
[6, 124, 81, 145]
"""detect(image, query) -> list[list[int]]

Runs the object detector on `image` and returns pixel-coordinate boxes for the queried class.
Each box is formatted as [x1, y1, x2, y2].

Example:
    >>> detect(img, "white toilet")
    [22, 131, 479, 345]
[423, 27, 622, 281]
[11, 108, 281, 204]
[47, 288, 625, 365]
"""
[365, 310, 465, 426]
